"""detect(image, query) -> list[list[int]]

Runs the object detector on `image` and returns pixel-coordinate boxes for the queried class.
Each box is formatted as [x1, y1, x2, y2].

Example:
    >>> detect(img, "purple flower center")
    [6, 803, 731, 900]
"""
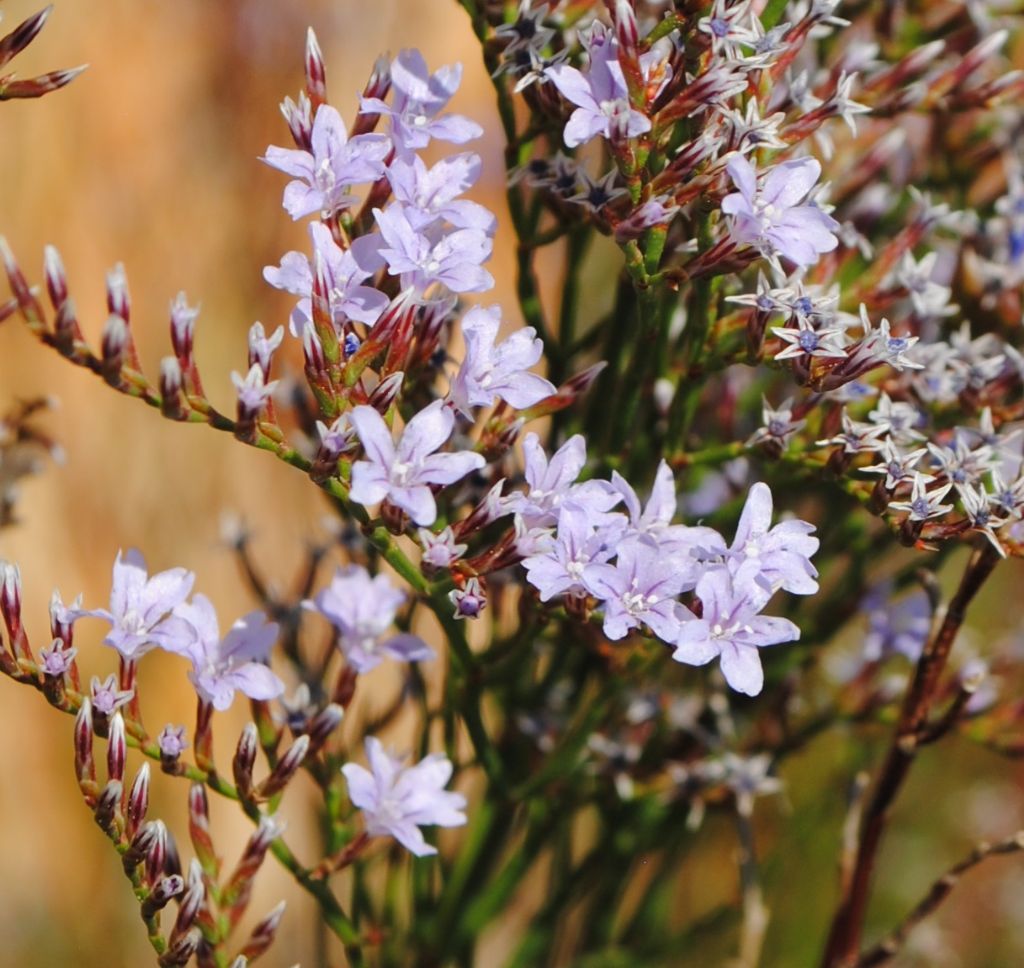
[710, 17, 730, 37]
[798, 330, 820, 352]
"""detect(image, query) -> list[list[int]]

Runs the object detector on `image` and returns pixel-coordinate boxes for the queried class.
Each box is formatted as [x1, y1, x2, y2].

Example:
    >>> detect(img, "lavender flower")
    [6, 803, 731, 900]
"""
[728, 483, 819, 595]
[522, 506, 615, 602]
[78, 549, 195, 659]
[722, 155, 840, 267]
[170, 595, 284, 711]
[545, 25, 651, 147]
[586, 537, 694, 642]
[386, 153, 496, 235]
[373, 204, 494, 296]
[349, 401, 486, 526]
[360, 49, 482, 154]
[447, 305, 555, 415]
[307, 565, 433, 673]
[263, 223, 389, 335]
[262, 105, 390, 219]
[342, 737, 467, 857]
[673, 567, 800, 696]
[506, 433, 619, 527]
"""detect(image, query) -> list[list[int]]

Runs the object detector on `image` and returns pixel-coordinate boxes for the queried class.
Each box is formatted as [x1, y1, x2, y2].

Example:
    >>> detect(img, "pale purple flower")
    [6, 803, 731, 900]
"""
[263, 223, 389, 336]
[522, 506, 617, 602]
[418, 527, 467, 570]
[262, 105, 390, 219]
[586, 537, 693, 643]
[611, 460, 724, 568]
[545, 25, 651, 147]
[888, 473, 955, 522]
[78, 549, 195, 659]
[90, 673, 134, 716]
[231, 364, 279, 421]
[39, 641, 76, 677]
[373, 204, 494, 296]
[247, 322, 284, 377]
[386, 153, 496, 235]
[360, 49, 482, 154]
[673, 567, 800, 696]
[170, 594, 284, 711]
[862, 584, 930, 663]
[506, 433, 619, 527]
[307, 565, 433, 673]
[722, 155, 840, 267]
[728, 483, 819, 595]
[349, 401, 486, 526]
[342, 737, 467, 857]
[447, 305, 555, 415]
[449, 577, 487, 620]
[157, 724, 188, 759]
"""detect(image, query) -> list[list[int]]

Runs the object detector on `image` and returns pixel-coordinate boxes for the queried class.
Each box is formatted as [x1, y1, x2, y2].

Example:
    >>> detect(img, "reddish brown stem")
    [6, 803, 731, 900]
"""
[820, 544, 1001, 968]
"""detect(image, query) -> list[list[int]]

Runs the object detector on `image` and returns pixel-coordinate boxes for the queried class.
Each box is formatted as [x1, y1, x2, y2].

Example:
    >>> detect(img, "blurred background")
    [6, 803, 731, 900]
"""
[1, 1, 1024, 966]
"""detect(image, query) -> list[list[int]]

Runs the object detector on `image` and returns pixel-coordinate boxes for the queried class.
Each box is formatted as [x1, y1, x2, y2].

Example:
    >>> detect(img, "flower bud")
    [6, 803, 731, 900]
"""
[188, 783, 220, 877]
[54, 297, 81, 352]
[107, 711, 126, 783]
[74, 698, 96, 792]
[141, 875, 185, 919]
[306, 704, 344, 751]
[302, 321, 327, 376]
[105, 263, 130, 323]
[158, 723, 187, 773]
[93, 779, 123, 834]
[160, 357, 186, 419]
[257, 735, 309, 799]
[0, 6, 53, 67]
[280, 92, 313, 150]
[239, 901, 287, 961]
[450, 577, 487, 620]
[169, 292, 198, 362]
[170, 860, 206, 943]
[101, 313, 128, 384]
[0, 235, 44, 324]
[351, 56, 391, 136]
[126, 762, 150, 841]
[123, 819, 161, 874]
[233, 723, 258, 800]
[0, 560, 22, 636]
[304, 27, 327, 109]
[43, 244, 68, 310]
[145, 819, 168, 886]
[367, 372, 404, 415]
[222, 817, 286, 912]
[158, 929, 201, 967]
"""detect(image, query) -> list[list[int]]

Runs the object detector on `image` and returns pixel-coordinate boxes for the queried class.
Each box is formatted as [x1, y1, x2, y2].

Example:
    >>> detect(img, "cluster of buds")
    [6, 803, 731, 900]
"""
[0, 4, 84, 101]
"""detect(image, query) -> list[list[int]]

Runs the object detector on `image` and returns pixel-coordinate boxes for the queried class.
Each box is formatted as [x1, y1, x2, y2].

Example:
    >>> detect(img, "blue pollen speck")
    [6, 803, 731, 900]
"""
[344, 333, 361, 357]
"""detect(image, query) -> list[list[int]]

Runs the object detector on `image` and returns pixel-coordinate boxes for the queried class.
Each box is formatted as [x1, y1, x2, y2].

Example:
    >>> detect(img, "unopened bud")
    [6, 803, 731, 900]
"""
[158, 929, 201, 967]
[42, 245, 67, 309]
[304, 27, 327, 108]
[257, 735, 310, 799]
[74, 698, 96, 789]
[307, 704, 344, 750]
[123, 819, 161, 873]
[188, 783, 219, 876]
[105, 263, 130, 322]
[0, 6, 53, 68]
[94, 779, 123, 833]
[159, 357, 187, 419]
[165, 827, 183, 878]
[141, 875, 185, 919]
[126, 762, 150, 841]
[169, 292, 198, 361]
[302, 321, 327, 375]
[107, 711, 126, 783]
[351, 56, 392, 136]
[0, 560, 22, 633]
[233, 723, 258, 800]
[450, 577, 487, 620]
[54, 297, 81, 351]
[240, 900, 287, 961]
[280, 92, 313, 150]
[368, 371, 404, 414]
[101, 313, 128, 383]
[145, 819, 168, 886]
[170, 861, 206, 943]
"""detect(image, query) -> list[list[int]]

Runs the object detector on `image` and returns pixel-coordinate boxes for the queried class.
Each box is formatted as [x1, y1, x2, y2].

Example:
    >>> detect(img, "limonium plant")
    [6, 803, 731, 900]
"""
[3, 0, 1024, 965]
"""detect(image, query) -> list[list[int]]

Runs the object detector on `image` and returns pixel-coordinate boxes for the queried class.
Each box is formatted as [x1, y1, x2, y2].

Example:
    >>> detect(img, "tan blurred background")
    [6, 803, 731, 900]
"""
[4, 3, 1024, 967]
[0, 0, 525, 964]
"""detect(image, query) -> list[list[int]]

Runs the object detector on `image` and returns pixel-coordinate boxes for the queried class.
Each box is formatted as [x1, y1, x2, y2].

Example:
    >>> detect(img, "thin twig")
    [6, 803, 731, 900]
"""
[855, 831, 1024, 968]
